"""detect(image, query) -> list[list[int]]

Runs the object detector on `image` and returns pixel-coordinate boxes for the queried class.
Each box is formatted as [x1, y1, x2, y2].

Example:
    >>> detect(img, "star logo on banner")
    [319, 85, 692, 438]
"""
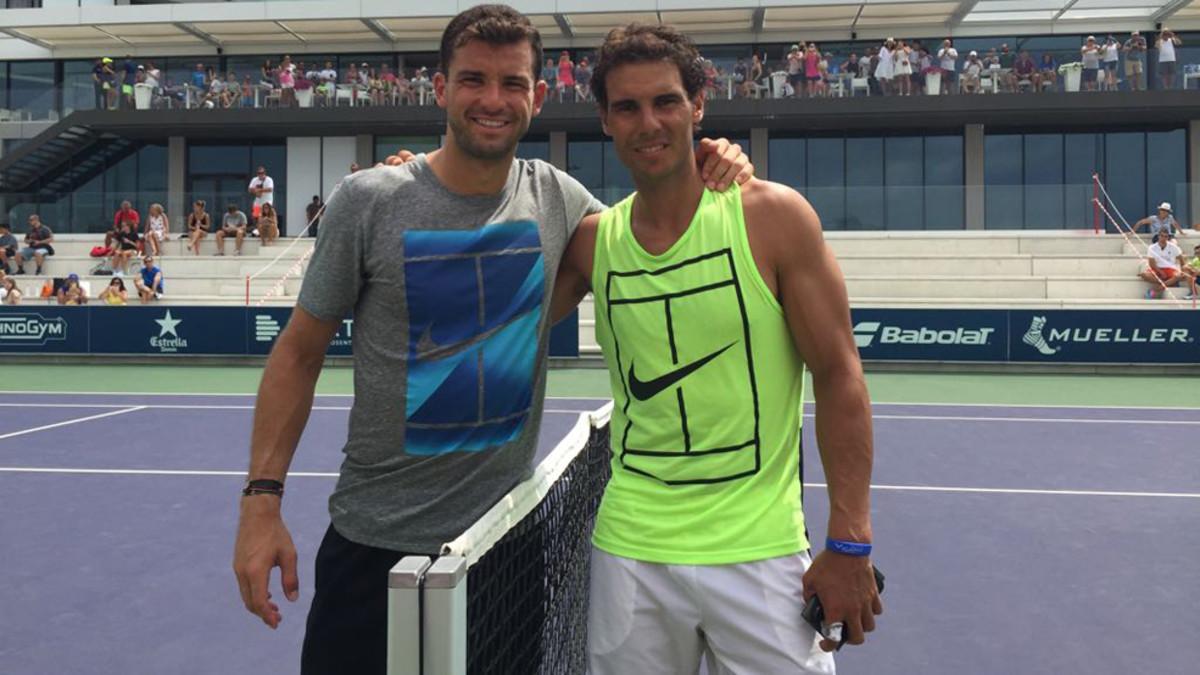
[155, 310, 182, 338]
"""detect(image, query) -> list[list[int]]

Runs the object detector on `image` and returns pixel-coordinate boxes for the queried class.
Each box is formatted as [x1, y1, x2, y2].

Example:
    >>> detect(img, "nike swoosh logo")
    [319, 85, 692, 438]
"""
[415, 318, 522, 361]
[628, 343, 735, 401]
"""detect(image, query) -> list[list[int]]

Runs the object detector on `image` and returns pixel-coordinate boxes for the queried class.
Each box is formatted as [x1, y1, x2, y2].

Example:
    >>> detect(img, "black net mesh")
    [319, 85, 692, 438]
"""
[464, 422, 612, 674]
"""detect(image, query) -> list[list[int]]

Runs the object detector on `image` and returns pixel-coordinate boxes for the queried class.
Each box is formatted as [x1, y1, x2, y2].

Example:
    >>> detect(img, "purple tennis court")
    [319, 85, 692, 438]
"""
[1, 392, 1197, 675]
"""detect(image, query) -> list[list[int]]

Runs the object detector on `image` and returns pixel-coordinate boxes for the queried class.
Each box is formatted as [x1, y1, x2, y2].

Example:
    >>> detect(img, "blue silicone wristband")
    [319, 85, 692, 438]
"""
[826, 538, 872, 557]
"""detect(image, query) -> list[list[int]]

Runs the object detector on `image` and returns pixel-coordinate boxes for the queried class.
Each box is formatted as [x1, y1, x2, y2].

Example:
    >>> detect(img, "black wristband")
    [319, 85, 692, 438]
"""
[242, 478, 284, 498]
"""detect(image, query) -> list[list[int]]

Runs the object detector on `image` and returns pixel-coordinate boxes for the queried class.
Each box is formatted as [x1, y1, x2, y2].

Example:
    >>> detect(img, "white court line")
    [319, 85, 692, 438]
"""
[0, 402, 1193, 424]
[1, 389, 1199, 412]
[1, 466, 1196, 499]
[806, 483, 1200, 499]
[0, 407, 146, 441]
[871, 414, 1200, 425]
[0, 403, 589, 414]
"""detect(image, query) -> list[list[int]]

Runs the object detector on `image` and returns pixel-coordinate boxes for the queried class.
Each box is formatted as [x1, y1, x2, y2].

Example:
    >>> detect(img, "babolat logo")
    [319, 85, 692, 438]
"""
[150, 310, 189, 353]
[1024, 315, 1192, 354]
[853, 321, 993, 348]
[0, 314, 67, 345]
[254, 314, 282, 342]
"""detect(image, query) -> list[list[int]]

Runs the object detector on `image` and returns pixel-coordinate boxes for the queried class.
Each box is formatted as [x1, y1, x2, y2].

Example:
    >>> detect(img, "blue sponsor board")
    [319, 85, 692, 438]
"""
[0, 307, 89, 353]
[1009, 310, 1200, 363]
[89, 306, 247, 355]
[245, 308, 353, 356]
[850, 308, 1009, 362]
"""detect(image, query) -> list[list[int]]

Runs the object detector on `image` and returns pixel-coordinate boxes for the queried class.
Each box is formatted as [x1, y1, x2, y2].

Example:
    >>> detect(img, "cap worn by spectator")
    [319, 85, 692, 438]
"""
[969, 51, 978, 57]
[67, 273, 79, 281]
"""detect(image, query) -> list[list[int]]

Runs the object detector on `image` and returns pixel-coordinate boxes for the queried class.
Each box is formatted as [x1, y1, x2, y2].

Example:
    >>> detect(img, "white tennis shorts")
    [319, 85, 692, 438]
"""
[587, 547, 835, 675]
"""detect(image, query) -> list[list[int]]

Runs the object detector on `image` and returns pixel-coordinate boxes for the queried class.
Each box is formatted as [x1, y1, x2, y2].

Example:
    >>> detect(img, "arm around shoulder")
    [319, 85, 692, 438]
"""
[551, 212, 600, 325]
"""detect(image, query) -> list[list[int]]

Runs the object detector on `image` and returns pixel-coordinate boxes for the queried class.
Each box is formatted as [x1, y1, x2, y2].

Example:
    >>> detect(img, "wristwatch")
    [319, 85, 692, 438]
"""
[242, 478, 284, 497]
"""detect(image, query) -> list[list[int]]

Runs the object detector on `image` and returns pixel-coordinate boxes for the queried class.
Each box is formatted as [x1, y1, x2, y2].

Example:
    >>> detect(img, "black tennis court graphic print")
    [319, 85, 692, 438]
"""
[605, 248, 761, 485]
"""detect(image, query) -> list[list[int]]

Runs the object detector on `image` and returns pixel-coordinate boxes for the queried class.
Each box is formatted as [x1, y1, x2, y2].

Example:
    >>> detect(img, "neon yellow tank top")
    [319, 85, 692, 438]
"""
[591, 184, 809, 565]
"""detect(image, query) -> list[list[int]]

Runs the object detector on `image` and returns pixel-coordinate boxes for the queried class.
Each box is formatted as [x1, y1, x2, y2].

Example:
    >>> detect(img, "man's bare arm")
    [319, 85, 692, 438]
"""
[550, 214, 599, 325]
[233, 306, 340, 630]
[743, 180, 880, 651]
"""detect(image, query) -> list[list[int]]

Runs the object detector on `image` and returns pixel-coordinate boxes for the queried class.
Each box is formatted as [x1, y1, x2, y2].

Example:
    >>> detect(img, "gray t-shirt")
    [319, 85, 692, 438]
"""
[223, 210, 247, 228]
[297, 156, 604, 552]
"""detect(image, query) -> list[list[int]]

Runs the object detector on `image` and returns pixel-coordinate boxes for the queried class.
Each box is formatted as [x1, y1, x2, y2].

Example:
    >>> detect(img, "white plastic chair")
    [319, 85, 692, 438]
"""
[850, 77, 870, 96]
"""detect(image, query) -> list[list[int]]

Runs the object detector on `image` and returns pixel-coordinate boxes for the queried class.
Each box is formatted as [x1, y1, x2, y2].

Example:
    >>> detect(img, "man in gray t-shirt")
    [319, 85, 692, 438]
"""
[232, 6, 749, 673]
[216, 204, 247, 256]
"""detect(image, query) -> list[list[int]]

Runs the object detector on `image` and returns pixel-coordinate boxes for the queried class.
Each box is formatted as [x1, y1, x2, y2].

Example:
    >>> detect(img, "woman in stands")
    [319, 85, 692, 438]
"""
[110, 221, 140, 275]
[99, 277, 127, 305]
[257, 202, 279, 246]
[1, 277, 19, 305]
[145, 203, 169, 258]
[186, 199, 210, 255]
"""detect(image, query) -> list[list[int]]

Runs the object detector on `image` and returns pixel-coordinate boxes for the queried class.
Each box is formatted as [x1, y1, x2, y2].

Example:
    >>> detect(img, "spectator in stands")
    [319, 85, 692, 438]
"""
[145, 203, 169, 257]
[1180, 243, 1200, 299]
[749, 52, 765, 95]
[14, 214, 54, 275]
[787, 44, 804, 97]
[56, 273, 87, 306]
[144, 61, 161, 94]
[1014, 50, 1038, 91]
[108, 198, 139, 248]
[93, 57, 114, 110]
[0, 222, 18, 274]
[279, 55, 296, 107]
[1101, 36, 1120, 91]
[2, 277, 20, 305]
[109, 220, 140, 275]
[1124, 31, 1147, 91]
[99, 277, 127, 305]
[557, 51, 575, 102]
[876, 38, 896, 95]
[938, 39, 958, 94]
[120, 54, 138, 109]
[1157, 28, 1182, 89]
[186, 199, 210, 255]
[306, 195, 323, 238]
[241, 75, 255, 108]
[1039, 52, 1058, 90]
[804, 43, 824, 97]
[135, 255, 164, 304]
[893, 40, 912, 96]
[961, 51, 983, 93]
[1080, 36, 1102, 91]
[258, 202, 280, 245]
[1140, 231, 1185, 298]
[1133, 202, 1179, 239]
[575, 56, 593, 101]
[248, 165, 275, 223]
[997, 43, 1016, 91]
[411, 67, 432, 103]
[191, 63, 207, 99]
[217, 203, 248, 256]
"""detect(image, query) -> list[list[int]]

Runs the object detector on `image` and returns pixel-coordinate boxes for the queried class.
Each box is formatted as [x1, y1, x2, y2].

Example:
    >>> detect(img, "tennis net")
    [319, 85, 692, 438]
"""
[388, 403, 613, 675]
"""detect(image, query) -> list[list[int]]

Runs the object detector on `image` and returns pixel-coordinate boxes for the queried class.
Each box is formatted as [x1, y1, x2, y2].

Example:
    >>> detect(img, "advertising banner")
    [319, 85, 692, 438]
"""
[850, 308, 1009, 362]
[0, 307, 89, 353]
[1009, 310, 1200, 363]
[88, 306, 247, 355]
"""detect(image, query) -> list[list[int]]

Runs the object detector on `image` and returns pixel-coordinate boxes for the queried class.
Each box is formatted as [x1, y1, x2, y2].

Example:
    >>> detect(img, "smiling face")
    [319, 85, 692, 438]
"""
[600, 59, 703, 186]
[436, 38, 545, 162]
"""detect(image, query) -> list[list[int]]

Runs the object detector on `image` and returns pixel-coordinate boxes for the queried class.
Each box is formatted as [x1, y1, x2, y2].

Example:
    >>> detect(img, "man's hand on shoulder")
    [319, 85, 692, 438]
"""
[378, 149, 419, 168]
[696, 138, 755, 191]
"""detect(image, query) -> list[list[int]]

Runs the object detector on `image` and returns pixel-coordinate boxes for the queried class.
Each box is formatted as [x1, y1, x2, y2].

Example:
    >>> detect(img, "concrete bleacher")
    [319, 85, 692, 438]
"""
[576, 230, 1199, 353]
[10, 235, 308, 304]
[13, 231, 1198, 323]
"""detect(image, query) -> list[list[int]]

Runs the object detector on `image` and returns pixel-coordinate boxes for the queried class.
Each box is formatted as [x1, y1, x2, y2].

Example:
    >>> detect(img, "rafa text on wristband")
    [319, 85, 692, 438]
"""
[826, 538, 872, 557]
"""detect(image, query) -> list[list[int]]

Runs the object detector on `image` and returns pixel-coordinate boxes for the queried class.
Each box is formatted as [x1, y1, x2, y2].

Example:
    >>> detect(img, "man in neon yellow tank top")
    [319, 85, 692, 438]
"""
[553, 24, 881, 673]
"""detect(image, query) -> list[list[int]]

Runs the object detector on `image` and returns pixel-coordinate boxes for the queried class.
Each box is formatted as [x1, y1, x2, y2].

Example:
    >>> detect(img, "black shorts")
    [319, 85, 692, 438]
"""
[1082, 68, 1099, 82]
[301, 524, 418, 675]
[1103, 61, 1117, 72]
[2, 247, 13, 259]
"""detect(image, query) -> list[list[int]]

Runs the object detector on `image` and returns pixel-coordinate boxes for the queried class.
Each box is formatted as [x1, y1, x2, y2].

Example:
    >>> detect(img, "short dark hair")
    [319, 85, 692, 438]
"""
[591, 23, 706, 109]
[440, 4, 542, 79]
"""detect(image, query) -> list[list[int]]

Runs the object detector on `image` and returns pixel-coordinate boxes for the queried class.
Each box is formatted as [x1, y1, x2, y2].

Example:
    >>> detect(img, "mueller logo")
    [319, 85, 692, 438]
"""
[1024, 315, 1193, 354]
[853, 321, 994, 348]
[0, 314, 68, 345]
